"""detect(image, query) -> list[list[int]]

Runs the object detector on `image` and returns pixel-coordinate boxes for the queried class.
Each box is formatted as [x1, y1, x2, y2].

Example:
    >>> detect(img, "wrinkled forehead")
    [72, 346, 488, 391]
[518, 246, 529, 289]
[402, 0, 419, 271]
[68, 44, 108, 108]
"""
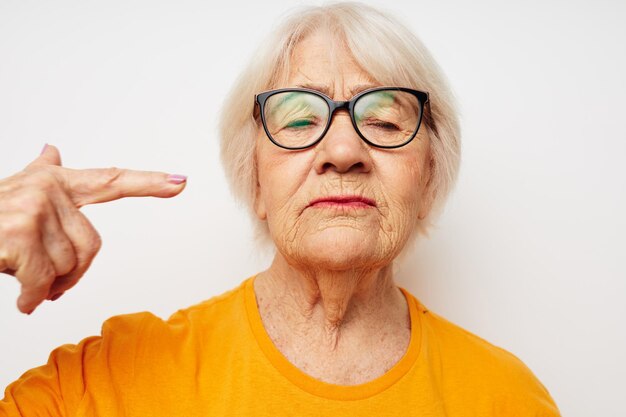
[270, 28, 379, 94]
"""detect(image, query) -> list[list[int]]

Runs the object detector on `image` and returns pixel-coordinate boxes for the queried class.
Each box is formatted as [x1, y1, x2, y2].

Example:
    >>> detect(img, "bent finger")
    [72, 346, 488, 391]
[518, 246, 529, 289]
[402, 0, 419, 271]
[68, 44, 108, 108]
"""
[40, 208, 78, 294]
[46, 197, 102, 296]
[14, 239, 57, 314]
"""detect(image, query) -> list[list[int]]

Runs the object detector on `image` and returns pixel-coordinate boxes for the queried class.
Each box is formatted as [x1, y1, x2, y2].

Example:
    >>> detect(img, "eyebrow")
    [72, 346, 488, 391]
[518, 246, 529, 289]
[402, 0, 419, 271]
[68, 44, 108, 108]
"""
[295, 83, 331, 95]
[294, 83, 380, 98]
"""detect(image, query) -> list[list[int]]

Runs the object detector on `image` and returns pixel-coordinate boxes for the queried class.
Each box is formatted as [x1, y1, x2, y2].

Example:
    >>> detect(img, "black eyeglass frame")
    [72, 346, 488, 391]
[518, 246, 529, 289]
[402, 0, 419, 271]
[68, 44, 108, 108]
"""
[254, 86, 429, 150]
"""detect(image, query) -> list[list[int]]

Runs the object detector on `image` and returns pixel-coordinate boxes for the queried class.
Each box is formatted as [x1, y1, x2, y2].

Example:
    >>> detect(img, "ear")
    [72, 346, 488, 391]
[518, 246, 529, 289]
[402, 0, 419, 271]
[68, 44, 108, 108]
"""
[418, 156, 436, 220]
[254, 178, 267, 221]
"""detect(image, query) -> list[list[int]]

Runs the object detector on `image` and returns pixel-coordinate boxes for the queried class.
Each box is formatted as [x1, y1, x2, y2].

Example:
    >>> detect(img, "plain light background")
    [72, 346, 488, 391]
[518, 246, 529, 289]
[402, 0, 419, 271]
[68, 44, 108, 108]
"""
[1, 0, 624, 415]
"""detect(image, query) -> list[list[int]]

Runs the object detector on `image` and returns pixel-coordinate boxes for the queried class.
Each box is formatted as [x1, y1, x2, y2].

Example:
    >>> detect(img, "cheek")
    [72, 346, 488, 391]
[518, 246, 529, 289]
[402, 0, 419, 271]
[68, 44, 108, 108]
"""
[398, 135, 431, 200]
[374, 146, 430, 233]
[379, 154, 424, 207]
[257, 145, 313, 220]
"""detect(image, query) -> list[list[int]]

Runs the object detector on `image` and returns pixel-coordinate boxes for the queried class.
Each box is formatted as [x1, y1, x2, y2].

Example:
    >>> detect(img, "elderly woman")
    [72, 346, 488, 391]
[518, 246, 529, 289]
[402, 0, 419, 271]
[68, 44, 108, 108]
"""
[0, 2, 560, 416]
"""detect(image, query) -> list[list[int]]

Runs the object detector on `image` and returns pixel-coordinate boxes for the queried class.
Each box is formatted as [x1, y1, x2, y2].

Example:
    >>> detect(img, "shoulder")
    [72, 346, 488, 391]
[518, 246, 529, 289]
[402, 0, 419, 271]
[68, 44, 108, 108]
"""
[100, 277, 248, 344]
[407, 293, 561, 415]
[0, 278, 251, 415]
[420, 306, 531, 374]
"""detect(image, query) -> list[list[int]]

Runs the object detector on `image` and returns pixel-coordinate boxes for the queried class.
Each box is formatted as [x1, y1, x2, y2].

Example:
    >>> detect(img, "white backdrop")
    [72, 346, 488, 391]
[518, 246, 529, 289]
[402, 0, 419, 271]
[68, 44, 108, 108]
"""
[1, 0, 625, 415]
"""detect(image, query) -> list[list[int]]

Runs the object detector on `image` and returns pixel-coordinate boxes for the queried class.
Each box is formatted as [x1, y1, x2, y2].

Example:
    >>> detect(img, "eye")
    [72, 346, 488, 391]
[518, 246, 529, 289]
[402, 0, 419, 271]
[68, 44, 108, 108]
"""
[285, 118, 317, 129]
[364, 119, 400, 130]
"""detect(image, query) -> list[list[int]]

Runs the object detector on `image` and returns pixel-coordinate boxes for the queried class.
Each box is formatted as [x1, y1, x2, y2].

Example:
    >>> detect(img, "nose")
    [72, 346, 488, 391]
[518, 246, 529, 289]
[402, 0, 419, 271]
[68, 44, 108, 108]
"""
[313, 111, 373, 175]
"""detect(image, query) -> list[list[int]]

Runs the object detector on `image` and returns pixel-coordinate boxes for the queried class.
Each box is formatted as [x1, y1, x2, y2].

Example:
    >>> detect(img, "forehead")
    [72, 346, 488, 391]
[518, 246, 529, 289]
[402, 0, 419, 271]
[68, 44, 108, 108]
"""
[286, 30, 378, 95]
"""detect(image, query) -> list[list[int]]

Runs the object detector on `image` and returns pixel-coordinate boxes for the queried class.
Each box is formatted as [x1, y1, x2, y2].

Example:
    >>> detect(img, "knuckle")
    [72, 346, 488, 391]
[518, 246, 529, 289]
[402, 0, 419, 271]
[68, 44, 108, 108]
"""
[71, 213, 102, 260]
[101, 167, 123, 186]
[81, 216, 103, 254]
[76, 230, 102, 264]
[89, 232, 103, 255]
[88, 167, 124, 201]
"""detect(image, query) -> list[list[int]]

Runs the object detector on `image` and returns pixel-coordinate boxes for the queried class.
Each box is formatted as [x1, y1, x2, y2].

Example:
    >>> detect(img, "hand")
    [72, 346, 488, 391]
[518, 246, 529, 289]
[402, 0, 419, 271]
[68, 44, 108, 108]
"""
[0, 144, 187, 314]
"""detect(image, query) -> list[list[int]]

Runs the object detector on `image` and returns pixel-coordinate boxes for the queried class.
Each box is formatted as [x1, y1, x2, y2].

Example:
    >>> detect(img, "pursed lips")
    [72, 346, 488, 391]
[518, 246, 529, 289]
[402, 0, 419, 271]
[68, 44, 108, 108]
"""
[306, 195, 377, 209]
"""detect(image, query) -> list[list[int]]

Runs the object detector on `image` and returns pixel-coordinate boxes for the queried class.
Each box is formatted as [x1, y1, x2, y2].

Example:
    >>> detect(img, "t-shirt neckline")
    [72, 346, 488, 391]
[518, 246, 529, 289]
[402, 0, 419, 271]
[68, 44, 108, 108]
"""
[243, 274, 423, 401]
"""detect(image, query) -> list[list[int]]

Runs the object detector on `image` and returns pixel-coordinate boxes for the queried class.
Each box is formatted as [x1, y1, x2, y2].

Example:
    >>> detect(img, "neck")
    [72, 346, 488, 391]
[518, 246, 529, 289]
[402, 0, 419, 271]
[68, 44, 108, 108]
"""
[254, 251, 408, 351]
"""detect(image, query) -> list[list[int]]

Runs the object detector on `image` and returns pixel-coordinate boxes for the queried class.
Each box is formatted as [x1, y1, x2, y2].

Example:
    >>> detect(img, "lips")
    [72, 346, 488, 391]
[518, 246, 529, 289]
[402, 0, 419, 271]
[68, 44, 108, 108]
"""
[307, 195, 377, 208]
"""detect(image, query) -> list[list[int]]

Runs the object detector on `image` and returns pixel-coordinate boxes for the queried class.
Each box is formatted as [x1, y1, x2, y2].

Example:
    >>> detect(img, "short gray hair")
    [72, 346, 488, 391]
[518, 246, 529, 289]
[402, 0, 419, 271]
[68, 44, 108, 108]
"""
[218, 1, 461, 252]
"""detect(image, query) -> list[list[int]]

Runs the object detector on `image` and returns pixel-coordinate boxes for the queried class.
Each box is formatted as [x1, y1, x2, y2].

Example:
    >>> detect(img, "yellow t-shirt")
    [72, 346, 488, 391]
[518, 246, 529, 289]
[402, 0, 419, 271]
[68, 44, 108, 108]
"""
[1, 275, 561, 416]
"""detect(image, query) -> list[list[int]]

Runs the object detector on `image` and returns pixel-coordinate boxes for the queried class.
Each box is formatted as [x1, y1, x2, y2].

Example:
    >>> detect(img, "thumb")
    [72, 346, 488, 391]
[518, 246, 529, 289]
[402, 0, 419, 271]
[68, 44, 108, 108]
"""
[27, 144, 63, 169]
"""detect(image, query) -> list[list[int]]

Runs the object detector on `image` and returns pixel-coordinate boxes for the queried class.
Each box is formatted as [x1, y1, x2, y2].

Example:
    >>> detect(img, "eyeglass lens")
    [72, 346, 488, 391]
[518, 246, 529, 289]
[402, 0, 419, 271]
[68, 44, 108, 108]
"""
[263, 89, 421, 148]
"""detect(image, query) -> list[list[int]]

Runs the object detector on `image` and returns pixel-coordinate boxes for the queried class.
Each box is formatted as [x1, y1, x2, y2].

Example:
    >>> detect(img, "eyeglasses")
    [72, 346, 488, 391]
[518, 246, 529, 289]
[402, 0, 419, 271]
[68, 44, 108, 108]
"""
[254, 86, 429, 150]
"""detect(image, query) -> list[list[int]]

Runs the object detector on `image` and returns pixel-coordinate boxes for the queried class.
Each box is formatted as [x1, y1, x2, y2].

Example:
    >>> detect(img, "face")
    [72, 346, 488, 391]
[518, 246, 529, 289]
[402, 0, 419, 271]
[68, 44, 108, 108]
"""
[254, 31, 434, 270]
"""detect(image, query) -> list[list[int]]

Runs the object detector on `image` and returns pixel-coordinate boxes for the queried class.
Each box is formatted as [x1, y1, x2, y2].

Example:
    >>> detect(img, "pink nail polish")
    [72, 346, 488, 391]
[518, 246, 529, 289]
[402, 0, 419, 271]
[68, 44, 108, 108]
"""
[40, 143, 48, 155]
[167, 174, 187, 184]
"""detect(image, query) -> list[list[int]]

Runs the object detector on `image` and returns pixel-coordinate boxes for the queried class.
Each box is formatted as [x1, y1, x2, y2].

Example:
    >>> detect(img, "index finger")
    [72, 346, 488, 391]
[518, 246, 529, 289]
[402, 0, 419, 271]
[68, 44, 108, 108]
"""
[59, 167, 187, 207]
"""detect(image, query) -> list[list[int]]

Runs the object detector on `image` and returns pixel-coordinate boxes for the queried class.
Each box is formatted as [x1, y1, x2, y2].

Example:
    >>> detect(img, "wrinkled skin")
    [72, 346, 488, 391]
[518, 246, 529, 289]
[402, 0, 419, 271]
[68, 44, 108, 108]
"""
[252, 31, 435, 384]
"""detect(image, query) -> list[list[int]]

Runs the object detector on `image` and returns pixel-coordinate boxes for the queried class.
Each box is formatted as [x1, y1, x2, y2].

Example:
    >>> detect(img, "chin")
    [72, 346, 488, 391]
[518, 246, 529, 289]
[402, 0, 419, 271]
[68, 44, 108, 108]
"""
[292, 228, 387, 271]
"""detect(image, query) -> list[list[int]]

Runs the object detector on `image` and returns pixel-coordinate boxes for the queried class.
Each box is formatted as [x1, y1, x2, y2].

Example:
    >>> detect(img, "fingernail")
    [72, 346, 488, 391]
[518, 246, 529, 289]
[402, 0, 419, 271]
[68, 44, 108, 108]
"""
[50, 292, 64, 301]
[40, 143, 48, 155]
[167, 174, 187, 184]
